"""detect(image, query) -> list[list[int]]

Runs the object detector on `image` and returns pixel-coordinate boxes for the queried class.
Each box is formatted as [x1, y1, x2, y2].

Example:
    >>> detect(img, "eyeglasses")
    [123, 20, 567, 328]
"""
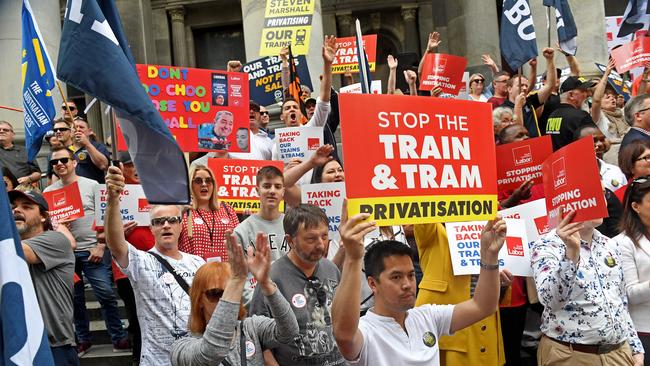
[53, 127, 71, 133]
[204, 288, 224, 303]
[0, 128, 13, 133]
[192, 177, 214, 185]
[471, 79, 485, 84]
[150, 216, 182, 227]
[306, 276, 327, 308]
[62, 106, 76, 111]
[260, 111, 269, 116]
[636, 156, 650, 163]
[49, 157, 70, 166]
[637, 107, 650, 114]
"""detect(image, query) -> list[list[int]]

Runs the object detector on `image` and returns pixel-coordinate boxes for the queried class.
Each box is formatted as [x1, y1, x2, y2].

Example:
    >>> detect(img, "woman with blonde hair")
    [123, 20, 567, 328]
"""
[179, 164, 239, 261]
[468, 73, 488, 102]
[172, 232, 299, 366]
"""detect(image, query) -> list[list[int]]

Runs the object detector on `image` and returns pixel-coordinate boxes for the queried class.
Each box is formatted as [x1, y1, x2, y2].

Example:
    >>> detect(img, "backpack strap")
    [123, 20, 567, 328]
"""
[147, 252, 190, 295]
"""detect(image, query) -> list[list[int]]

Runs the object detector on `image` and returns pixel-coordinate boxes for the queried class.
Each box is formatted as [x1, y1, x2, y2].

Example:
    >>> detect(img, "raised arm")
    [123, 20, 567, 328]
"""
[449, 218, 506, 333]
[104, 165, 129, 268]
[387, 55, 398, 95]
[404, 70, 418, 96]
[418, 32, 440, 79]
[536, 48, 557, 104]
[556, 43, 581, 76]
[591, 59, 615, 125]
[482, 54, 499, 76]
[321, 36, 336, 103]
[332, 200, 377, 361]
[283, 145, 335, 207]
[527, 58, 537, 88]
[280, 47, 290, 92]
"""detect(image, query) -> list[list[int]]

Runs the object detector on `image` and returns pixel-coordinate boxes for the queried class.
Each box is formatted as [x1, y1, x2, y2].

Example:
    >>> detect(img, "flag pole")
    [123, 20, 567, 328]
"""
[56, 81, 74, 119]
[109, 107, 120, 166]
[0, 105, 24, 113]
[547, 6, 552, 48]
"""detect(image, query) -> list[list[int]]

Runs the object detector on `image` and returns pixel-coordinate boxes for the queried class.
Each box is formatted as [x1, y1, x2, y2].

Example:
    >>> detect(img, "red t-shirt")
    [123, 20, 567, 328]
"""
[178, 204, 239, 261]
[109, 226, 155, 282]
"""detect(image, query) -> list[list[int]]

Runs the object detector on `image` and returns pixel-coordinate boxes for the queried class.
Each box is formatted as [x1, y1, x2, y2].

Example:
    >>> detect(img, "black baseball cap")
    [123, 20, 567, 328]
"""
[559, 76, 596, 94]
[9, 190, 49, 211]
[305, 98, 317, 107]
[542, 68, 562, 81]
[249, 100, 261, 112]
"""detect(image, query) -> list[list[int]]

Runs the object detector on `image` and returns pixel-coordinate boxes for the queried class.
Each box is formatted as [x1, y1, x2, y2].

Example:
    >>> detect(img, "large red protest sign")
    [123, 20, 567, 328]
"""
[542, 136, 608, 228]
[332, 35, 377, 74]
[419, 53, 468, 95]
[496, 136, 553, 191]
[611, 37, 650, 73]
[117, 65, 250, 153]
[208, 158, 284, 213]
[339, 93, 498, 226]
[43, 181, 85, 222]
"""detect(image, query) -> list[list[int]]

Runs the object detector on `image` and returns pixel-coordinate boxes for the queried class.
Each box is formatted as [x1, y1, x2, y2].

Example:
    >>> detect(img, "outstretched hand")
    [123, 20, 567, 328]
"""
[226, 230, 248, 281]
[339, 199, 377, 261]
[247, 232, 271, 286]
[556, 209, 582, 262]
[480, 217, 507, 256]
[404, 70, 417, 85]
[323, 35, 338, 65]
[427, 32, 441, 52]
[105, 165, 125, 199]
[309, 144, 334, 166]
[387, 55, 398, 70]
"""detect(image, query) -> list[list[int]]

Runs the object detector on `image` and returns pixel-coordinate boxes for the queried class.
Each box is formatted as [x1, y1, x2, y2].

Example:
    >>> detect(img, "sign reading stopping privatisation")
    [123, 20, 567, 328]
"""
[43, 181, 85, 222]
[419, 54, 468, 95]
[542, 136, 608, 228]
[496, 136, 553, 191]
[259, 0, 315, 56]
[611, 37, 650, 74]
[339, 93, 498, 226]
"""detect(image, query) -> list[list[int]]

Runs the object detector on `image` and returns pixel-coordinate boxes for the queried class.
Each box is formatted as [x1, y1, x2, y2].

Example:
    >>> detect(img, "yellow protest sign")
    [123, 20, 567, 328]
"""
[259, 0, 315, 56]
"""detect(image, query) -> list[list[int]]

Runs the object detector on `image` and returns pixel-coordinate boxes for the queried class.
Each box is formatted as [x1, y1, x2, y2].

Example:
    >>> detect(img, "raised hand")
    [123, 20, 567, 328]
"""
[309, 144, 334, 166]
[482, 54, 496, 68]
[339, 199, 376, 261]
[279, 46, 289, 62]
[528, 58, 537, 67]
[247, 232, 271, 286]
[387, 55, 398, 70]
[105, 165, 125, 199]
[225, 230, 248, 281]
[542, 47, 555, 61]
[431, 86, 443, 97]
[323, 35, 338, 65]
[555, 210, 582, 263]
[605, 58, 616, 75]
[404, 70, 417, 85]
[227, 60, 242, 72]
[480, 217, 507, 256]
[426, 32, 441, 52]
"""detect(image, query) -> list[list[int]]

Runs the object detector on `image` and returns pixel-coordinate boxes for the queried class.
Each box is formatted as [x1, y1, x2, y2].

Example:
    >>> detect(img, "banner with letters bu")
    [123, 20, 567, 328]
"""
[500, 0, 538, 70]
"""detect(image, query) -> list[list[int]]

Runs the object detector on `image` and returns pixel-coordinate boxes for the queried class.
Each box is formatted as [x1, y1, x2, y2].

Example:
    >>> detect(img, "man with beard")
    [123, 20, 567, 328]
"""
[249, 204, 344, 365]
[10, 189, 77, 365]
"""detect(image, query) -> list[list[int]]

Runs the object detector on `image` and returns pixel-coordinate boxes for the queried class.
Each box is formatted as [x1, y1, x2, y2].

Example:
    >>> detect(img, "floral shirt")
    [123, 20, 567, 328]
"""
[531, 229, 643, 354]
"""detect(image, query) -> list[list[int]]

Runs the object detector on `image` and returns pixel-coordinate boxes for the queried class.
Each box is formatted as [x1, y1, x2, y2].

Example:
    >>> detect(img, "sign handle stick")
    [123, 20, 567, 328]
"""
[109, 107, 120, 167]
[518, 66, 523, 91]
[56, 81, 74, 119]
[547, 6, 552, 48]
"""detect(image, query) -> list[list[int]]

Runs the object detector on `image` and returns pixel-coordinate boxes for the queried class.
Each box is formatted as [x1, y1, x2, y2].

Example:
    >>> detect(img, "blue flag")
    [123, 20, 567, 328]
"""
[618, 0, 650, 38]
[543, 0, 578, 55]
[355, 20, 373, 94]
[0, 181, 54, 365]
[500, 0, 538, 71]
[21, 0, 56, 163]
[57, 0, 189, 204]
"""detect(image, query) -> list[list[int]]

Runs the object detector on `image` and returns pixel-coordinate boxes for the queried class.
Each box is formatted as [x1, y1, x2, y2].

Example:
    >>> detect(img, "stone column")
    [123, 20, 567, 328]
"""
[417, 2, 434, 53]
[116, 0, 155, 63]
[241, 0, 324, 96]
[444, 0, 500, 68]
[168, 6, 188, 66]
[186, 24, 196, 68]
[336, 12, 354, 37]
[401, 5, 420, 54]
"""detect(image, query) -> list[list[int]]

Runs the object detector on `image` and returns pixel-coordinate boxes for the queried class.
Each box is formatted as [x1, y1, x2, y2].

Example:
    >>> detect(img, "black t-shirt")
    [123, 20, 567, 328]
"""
[501, 93, 543, 138]
[545, 103, 595, 151]
[537, 93, 561, 135]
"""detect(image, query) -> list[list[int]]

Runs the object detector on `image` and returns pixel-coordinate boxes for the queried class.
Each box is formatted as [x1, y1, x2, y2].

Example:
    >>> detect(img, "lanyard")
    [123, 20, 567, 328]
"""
[194, 209, 216, 244]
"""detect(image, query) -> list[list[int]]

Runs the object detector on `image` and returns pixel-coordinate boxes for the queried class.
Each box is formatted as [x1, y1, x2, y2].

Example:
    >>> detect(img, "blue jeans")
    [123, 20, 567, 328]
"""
[51, 345, 80, 366]
[74, 249, 127, 344]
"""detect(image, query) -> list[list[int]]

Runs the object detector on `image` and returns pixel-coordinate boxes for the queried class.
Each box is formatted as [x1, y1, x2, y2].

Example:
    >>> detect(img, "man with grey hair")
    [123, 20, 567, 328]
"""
[621, 94, 650, 151]
[545, 76, 597, 150]
[0, 120, 41, 185]
[104, 165, 205, 366]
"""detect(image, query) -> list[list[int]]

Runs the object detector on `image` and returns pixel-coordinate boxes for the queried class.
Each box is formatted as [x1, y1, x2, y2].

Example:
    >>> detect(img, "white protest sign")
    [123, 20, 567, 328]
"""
[301, 182, 345, 241]
[339, 80, 382, 94]
[498, 198, 550, 244]
[94, 184, 151, 226]
[446, 218, 532, 276]
[275, 126, 323, 164]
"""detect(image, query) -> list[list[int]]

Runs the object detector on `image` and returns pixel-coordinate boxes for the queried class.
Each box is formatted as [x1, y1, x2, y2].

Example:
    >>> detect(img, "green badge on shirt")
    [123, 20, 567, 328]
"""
[422, 331, 436, 347]
[604, 255, 617, 267]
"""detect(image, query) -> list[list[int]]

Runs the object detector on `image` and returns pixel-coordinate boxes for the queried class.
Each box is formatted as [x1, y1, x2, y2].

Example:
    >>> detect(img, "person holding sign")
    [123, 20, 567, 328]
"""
[531, 210, 644, 366]
[179, 165, 239, 262]
[332, 206, 508, 366]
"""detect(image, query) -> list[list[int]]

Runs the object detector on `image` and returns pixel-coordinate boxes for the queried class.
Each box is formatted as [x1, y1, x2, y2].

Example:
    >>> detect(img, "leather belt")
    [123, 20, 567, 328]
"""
[549, 336, 624, 355]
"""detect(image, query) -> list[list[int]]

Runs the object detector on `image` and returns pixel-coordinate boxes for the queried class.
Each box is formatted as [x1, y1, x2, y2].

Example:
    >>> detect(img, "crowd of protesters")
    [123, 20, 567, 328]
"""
[4, 27, 650, 366]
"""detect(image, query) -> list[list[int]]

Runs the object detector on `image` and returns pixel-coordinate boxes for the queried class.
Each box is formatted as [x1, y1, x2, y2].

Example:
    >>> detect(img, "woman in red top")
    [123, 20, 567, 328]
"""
[178, 164, 239, 261]
[616, 140, 650, 203]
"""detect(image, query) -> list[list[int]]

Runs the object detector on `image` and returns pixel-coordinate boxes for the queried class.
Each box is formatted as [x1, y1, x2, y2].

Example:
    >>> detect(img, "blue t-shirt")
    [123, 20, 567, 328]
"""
[74, 140, 110, 183]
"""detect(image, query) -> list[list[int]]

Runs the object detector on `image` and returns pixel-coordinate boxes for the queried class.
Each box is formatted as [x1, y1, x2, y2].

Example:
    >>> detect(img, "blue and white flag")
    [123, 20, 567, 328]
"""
[0, 181, 54, 365]
[618, 0, 650, 38]
[500, 0, 538, 71]
[355, 20, 373, 94]
[543, 0, 578, 55]
[21, 0, 56, 162]
[57, 0, 189, 204]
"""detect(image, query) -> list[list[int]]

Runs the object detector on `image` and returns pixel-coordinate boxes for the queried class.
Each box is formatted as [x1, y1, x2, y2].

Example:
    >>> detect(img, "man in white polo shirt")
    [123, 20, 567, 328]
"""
[331, 208, 507, 366]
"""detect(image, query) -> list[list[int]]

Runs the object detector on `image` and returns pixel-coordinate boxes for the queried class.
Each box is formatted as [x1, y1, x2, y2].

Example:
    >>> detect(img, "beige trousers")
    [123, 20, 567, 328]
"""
[537, 335, 634, 366]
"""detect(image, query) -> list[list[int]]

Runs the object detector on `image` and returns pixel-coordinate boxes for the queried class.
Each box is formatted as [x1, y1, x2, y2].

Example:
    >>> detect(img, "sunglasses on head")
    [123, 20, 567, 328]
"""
[204, 288, 224, 303]
[306, 276, 327, 307]
[53, 127, 70, 133]
[150, 216, 182, 227]
[192, 177, 214, 185]
[49, 157, 71, 166]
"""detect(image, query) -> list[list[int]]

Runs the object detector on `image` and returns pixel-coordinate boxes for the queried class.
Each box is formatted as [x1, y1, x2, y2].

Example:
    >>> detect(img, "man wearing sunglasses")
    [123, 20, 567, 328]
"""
[0, 120, 41, 185]
[43, 146, 129, 356]
[104, 165, 205, 366]
[260, 106, 273, 138]
[249, 204, 343, 366]
[62, 101, 78, 119]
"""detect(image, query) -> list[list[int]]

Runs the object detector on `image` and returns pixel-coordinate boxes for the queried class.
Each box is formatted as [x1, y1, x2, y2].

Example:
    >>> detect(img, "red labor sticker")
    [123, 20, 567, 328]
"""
[506, 237, 524, 257]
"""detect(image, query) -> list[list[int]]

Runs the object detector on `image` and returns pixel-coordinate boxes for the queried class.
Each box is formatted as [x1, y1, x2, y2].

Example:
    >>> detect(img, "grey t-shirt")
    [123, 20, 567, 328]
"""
[25, 231, 75, 347]
[249, 256, 344, 366]
[235, 214, 289, 308]
[44, 176, 99, 251]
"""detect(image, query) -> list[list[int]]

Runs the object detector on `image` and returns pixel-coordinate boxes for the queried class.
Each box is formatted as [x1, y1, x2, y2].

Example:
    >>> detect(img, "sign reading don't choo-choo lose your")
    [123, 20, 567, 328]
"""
[339, 93, 498, 226]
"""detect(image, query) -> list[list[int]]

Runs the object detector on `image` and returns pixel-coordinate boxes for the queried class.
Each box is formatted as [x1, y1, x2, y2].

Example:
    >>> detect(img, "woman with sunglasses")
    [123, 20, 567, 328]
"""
[171, 232, 299, 366]
[179, 165, 239, 261]
[616, 140, 650, 203]
[467, 73, 488, 102]
[616, 176, 650, 365]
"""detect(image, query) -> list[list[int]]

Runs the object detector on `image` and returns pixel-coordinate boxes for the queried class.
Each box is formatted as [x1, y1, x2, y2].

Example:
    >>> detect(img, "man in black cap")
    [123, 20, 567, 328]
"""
[545, 76, 597, 150]
[10, 189, 78, 365]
